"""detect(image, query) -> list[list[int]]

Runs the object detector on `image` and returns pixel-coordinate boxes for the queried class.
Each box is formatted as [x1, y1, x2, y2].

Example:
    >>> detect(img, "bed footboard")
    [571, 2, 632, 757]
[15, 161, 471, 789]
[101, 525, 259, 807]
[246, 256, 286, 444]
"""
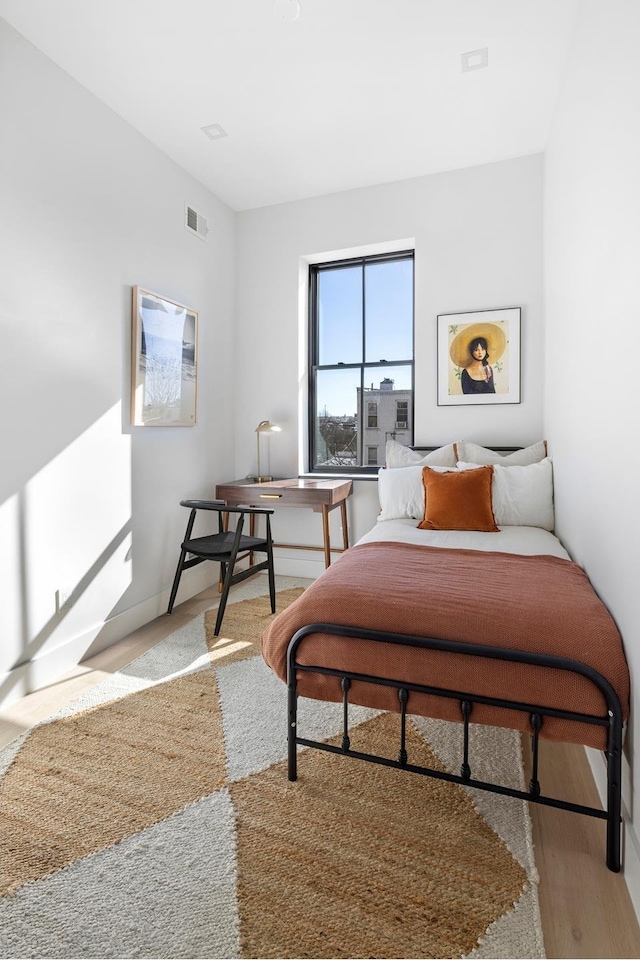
[286, 623, 624, 872]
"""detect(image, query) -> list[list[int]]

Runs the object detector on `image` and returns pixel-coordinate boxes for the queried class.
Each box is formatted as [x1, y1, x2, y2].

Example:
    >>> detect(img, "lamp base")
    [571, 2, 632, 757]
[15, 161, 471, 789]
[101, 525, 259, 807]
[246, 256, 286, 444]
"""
[250, 475, 273, 483]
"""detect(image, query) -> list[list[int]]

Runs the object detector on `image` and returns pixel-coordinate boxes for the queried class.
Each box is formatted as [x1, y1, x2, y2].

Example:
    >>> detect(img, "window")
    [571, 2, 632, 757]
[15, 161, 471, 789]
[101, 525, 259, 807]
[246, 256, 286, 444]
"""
[309, 250, 414, 473]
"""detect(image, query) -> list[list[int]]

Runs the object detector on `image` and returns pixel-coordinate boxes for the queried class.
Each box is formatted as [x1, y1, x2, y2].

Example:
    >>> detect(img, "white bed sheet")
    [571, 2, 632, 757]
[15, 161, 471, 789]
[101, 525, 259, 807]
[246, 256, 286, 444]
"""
[355, 519, 571, 560]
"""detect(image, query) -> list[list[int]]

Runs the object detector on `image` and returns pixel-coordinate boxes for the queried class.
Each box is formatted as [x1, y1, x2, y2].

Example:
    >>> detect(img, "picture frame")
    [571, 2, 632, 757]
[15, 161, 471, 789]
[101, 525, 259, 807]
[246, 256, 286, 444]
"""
[131, 286, 198, 426]
[437, 307, 521, 406]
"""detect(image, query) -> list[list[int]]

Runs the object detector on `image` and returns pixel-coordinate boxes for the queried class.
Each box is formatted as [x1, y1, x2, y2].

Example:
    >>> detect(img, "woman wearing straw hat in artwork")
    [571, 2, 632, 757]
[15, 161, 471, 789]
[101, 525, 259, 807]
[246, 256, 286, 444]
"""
[449, 322, 507, 395]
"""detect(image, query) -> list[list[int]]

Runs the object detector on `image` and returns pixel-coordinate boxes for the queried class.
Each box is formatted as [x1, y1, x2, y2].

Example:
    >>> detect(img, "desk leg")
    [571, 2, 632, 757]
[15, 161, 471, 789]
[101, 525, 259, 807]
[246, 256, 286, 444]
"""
[341, 499, 349, 550]
[249, 513, 255, 567]
[322, 505, 331, 568]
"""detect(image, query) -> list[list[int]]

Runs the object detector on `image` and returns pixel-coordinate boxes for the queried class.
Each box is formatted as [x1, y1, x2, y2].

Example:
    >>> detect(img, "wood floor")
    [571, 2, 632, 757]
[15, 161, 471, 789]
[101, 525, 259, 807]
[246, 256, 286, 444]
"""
[1, 574, 639, 959]
[524, 739, 640, 958]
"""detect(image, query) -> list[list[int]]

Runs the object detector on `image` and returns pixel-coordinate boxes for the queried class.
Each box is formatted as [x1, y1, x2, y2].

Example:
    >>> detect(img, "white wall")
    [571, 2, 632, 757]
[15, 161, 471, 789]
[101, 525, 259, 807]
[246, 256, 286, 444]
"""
[544, 0, 640, 891]
[0, 19, 236, 705]
[236, 155, 545, 572]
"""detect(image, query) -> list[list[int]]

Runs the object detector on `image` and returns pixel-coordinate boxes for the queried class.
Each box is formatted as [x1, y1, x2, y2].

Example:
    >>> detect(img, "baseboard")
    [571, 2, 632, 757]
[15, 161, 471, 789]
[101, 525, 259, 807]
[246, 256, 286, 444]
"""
[0, 553, 318, 712]
[0, 565, 217, 712]
[586, 746, 640, 920]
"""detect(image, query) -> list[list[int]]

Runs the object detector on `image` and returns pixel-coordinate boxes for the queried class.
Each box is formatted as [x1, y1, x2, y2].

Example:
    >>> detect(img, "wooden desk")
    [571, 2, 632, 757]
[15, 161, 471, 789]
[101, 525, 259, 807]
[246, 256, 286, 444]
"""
[215, 477, 353, 568]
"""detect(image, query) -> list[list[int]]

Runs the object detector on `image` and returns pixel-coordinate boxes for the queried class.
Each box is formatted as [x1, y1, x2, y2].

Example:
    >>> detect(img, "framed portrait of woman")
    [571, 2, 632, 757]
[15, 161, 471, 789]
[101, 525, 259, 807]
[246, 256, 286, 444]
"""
[436, 307, 521, 406]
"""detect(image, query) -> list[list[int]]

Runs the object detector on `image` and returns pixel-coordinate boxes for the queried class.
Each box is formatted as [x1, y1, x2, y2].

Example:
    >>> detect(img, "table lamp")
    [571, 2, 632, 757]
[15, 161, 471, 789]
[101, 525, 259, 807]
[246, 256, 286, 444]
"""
[253, 420, 281, 482]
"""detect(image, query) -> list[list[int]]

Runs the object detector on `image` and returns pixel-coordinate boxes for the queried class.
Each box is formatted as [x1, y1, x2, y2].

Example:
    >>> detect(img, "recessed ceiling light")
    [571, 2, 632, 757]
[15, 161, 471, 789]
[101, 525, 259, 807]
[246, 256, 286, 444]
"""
[461, 48, 489, 72]
[273, 0, 300, 21]
[201, 123, 228, 141]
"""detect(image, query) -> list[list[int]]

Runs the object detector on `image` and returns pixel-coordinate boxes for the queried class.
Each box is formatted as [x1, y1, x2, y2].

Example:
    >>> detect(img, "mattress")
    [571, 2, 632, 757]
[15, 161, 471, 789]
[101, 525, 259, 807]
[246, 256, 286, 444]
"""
[355, 518, 572, 560]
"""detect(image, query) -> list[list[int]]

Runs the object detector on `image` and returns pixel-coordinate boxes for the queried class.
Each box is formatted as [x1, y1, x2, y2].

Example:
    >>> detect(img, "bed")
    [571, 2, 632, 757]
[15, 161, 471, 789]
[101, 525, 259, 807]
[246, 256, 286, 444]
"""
[261, 442, 630, 871]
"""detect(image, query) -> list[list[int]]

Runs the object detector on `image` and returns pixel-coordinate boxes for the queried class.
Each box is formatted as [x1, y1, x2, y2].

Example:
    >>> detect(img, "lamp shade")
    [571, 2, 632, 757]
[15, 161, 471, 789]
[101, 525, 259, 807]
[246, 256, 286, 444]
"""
[256, 420, 282, 434]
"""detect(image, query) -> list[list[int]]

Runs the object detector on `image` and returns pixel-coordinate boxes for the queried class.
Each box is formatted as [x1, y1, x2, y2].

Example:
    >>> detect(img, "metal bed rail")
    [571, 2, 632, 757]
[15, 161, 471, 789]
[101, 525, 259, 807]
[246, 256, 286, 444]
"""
[286, 623, 623, 872]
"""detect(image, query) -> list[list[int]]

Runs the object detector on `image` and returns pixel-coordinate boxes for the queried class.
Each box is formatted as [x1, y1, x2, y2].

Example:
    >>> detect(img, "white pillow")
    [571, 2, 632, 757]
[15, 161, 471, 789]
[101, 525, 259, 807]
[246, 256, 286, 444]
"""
[377, 465, 456, 521]
[455, 440, 547, 467]
[385, 438, 457, 468]
[457, 459, 555, 530]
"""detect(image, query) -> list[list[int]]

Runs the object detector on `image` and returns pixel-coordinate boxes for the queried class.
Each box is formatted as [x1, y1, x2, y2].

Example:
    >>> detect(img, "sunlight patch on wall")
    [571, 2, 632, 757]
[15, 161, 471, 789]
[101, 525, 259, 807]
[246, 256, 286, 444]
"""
[23, 402, 132, 647]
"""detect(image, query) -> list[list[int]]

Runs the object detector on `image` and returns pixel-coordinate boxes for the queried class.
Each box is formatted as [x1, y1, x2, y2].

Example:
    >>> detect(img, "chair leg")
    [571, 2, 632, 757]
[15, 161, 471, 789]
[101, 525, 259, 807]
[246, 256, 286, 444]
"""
[213, 517, 245, 636]
[168, 548, 188, 614]
[168, 508, 198, 615]
[213, 561, 235, 636]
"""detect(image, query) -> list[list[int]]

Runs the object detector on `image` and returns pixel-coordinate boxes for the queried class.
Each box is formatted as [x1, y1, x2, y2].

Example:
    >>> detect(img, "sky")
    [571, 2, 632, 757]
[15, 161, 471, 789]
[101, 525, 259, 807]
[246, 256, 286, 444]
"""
[316, 258, 413, 416]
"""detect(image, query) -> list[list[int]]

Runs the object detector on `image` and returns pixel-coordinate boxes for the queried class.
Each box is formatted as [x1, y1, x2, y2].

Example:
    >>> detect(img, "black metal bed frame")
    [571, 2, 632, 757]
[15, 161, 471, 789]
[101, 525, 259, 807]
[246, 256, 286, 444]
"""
[286, 623, 623, 872]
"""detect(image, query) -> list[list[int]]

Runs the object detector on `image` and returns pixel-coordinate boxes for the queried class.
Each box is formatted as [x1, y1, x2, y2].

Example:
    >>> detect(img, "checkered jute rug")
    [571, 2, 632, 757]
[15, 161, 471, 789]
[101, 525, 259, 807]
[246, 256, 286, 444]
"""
[0, 587, 545, 959]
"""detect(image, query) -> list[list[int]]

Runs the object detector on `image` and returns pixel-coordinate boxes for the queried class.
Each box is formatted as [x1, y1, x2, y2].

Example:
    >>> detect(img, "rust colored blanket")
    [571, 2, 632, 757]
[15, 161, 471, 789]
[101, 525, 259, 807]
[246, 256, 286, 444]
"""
[262, 542, 629, 749]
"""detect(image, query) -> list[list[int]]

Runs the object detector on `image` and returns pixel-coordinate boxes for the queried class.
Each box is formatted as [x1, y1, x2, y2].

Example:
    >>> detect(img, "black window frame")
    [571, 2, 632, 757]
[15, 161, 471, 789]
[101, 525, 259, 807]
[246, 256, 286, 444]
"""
[308, 250, 415, 475]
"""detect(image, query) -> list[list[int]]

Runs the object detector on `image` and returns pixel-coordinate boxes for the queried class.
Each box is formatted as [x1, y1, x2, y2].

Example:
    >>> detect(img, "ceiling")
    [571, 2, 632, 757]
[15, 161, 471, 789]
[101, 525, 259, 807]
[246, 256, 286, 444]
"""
[0, 0, 579, 211]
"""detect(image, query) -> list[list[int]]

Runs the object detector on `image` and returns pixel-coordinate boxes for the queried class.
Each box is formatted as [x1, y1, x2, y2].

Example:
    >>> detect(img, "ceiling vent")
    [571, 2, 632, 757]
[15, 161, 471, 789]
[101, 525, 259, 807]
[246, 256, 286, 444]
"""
[185, 203, 209, 242]
[461, 47, 489, 72]
[201, 122, 228, 141]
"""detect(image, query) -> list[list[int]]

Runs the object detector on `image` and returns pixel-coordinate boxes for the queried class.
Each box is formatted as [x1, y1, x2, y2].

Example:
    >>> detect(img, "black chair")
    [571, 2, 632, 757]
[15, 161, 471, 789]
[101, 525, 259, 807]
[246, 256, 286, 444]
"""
[167, 499, 276, 636]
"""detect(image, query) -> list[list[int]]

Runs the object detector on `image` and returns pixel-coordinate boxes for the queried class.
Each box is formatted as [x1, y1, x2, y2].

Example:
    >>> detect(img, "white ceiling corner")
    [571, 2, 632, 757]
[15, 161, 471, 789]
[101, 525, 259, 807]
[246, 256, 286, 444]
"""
[0, 0, 580, 211]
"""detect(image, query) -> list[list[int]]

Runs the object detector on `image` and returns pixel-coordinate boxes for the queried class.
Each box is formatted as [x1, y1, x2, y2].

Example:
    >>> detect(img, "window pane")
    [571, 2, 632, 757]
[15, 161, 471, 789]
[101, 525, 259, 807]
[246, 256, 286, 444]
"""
[318, 266, 362, 365]
[364, 259, 413, 363]
[314, 368, 359, 467]
[362, 365, 412, 392]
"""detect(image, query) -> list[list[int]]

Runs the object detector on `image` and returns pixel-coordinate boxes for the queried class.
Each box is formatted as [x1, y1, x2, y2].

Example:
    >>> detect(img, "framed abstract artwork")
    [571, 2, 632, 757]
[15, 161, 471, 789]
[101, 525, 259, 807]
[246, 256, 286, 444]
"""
[131, 286, 198, 426]
[437, 307, 521, 406]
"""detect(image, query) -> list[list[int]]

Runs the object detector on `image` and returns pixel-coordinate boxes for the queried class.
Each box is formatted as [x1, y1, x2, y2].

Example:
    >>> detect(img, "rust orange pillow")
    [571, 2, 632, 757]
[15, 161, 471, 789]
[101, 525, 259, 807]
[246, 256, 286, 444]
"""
[417, 464, 499, 532]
